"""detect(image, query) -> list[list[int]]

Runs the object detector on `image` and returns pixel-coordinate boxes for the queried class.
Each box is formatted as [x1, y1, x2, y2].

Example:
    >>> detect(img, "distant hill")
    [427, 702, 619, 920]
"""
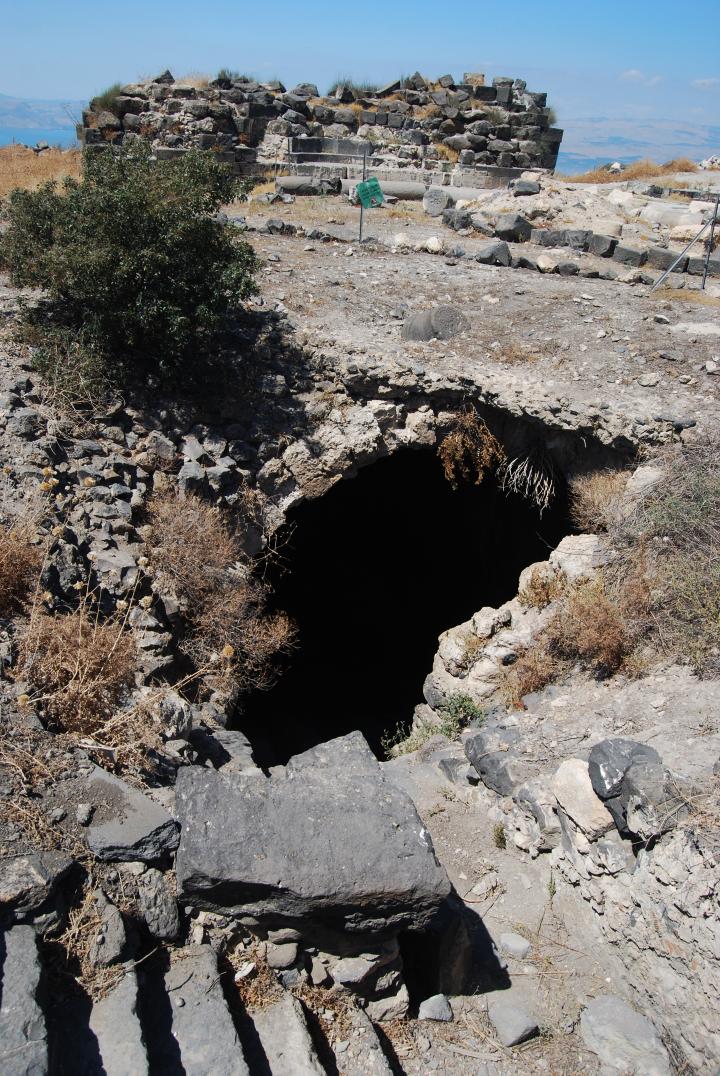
[559, 116, 720, 170]
[0, 92, 85, 130]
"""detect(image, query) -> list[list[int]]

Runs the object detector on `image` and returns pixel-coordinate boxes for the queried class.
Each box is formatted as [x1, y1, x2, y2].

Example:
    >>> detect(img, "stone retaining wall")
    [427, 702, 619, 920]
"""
[78, 68, 563, 183]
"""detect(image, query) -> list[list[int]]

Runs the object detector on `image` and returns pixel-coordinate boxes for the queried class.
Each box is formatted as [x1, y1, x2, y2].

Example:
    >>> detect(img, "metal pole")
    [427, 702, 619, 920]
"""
[701, 194, 720, 291]
[650, 215, 715, 292]
[359, 152, 367, 243]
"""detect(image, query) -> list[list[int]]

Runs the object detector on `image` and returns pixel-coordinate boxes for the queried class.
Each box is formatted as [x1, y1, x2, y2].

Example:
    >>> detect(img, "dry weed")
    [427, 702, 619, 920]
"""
[438, 409, 505, 488]
[550, 576, 630, 675]
[0, 145, 81, 198]
[501, 640, 559, 708]
[563, 157, 698, 184]
[177, 72, 211, 90]
[0, 519, 42, 616]
[17, 598, 136, 734]
[518, 565, 566, 609]
[147, 491, 294, 693]
[655, 287, 720, 308]
[436, 144, 460, 164]
[569, 469, 629, 531]
[57, 886, 125, 999]
[229, 944, 284, 1010]
[498, 446, 557, 514]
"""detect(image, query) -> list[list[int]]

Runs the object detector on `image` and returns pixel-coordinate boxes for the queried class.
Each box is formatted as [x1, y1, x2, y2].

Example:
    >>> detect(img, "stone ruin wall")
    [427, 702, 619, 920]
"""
[78, 68, 563, 189]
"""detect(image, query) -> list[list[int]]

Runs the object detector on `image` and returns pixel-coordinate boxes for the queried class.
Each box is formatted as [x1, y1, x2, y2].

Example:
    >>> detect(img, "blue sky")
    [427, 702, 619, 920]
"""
[1, 0, 718, 158]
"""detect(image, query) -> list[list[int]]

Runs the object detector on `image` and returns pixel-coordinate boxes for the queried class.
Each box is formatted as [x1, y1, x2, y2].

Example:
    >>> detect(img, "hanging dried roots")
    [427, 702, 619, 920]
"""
[499, 447, 557, 514]
[438, 409, 505, 489]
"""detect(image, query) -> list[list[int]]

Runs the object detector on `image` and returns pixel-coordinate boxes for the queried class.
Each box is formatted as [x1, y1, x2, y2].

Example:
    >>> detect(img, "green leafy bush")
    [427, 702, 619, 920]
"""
[0, 143, 257, 390]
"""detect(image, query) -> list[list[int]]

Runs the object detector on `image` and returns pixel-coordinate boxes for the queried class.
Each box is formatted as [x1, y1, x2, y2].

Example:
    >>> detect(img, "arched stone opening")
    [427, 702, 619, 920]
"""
[239, 444, 574, 764]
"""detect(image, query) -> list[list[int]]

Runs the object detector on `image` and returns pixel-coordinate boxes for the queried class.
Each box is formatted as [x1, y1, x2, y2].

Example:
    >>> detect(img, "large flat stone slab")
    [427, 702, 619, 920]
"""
[0, 926, 48, 1076]
[83, 766, 179, 863]
[162, 945, 248, 1076]
[175, 732, 451, 937]
[88, 968, 148, 1076]
[251, 993, 324, 1075]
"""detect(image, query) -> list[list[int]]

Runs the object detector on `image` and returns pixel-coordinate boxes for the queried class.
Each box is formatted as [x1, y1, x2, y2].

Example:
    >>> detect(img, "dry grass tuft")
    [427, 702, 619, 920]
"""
[551, 576, 631, 675]
[503, 572, 641, 707]
[147, 491, 294, 693]
[17, 598, 136, 734]
[229, 944, 284, 1010]
[518, 565, 566, 609]
[0, 520, 42, 616]
[436, 144, 460, 164]
[0, 145, 81, 198]
[501, 639, 558, 708]
[57, 886, 125, 999]
[563, 157, 699, 184]
[177, 72, 211, 90]
[655, 287, 720, 307]
[569, 469, 629, 531]
[438, 408, 505, 489]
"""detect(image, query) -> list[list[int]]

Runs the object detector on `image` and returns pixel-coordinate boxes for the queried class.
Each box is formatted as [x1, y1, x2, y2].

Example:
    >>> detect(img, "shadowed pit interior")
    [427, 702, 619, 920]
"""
[240, 447, 572, 763]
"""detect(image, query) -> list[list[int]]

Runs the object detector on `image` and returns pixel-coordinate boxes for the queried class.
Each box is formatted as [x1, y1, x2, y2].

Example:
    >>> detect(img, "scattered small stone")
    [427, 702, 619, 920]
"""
[499, 932, 532, 960]
[266, 941, 299, 969]
[581, 995, 670, 1075]
[488, 997, 538, 1047]
[76, 803, 93, 826]
[418, 994, 453, 1021]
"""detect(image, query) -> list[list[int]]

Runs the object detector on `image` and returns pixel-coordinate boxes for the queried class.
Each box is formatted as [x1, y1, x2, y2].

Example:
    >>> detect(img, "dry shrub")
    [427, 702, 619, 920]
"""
[503, 573, 639, 707]
[655, 287, 720, 308]
[146, 491, 240, 605]
[563, 157, 698, 184]
[147, 491, 294, 692]
[569, 469, 629, 531]
[0, 520, 41, 616]
[501, 640, 558, 707]
[550, 577, 630, 675]
[17, 601, 135, 734]
[0, 145, 81, 198]
[436, 144, 460, 164]
[438, 409, 505, 488]
[518, 565, 566, 609]
[618, 438, 720, 672]
[57, 886, 124, 1000]
[177, 72, 211, 90]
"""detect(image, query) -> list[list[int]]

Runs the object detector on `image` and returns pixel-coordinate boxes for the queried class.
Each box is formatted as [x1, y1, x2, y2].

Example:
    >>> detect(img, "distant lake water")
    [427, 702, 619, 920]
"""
[0, 127, 78, 148]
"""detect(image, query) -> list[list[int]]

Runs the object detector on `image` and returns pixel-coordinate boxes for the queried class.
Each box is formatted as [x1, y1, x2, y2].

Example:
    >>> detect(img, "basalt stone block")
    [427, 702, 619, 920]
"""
[423, 186, 452, 217]
[513, 180, 541, 196]
[0, 927, 48, 1076]
[84, 766, 179, 863]
[563, 229, 591, 251]
[175, 732, 451, 940]
[0, 851, 74, 930]
[494, 213, 532, 242]
[442, 207, 472, 231]
[588, 234, 618, 257]
[613, 245, 648, 267]
[588, 740, 663, 800]
[687, 254, 720, 276]
[646, 247, 687, 272]
[530, 228, 566, 247]
[475, 240, 511, 266]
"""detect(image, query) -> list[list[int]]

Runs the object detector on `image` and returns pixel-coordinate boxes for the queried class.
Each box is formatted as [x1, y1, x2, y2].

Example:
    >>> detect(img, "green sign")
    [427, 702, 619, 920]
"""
[356, 177, 385, 208]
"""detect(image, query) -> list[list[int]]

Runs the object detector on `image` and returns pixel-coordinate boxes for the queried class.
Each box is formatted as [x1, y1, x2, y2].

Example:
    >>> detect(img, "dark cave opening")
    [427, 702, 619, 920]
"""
[240, 447, 572, 765]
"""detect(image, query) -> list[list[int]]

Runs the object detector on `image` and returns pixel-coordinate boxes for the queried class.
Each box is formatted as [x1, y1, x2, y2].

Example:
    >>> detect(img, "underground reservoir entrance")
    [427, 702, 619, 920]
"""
[240, 447, 572, 764]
